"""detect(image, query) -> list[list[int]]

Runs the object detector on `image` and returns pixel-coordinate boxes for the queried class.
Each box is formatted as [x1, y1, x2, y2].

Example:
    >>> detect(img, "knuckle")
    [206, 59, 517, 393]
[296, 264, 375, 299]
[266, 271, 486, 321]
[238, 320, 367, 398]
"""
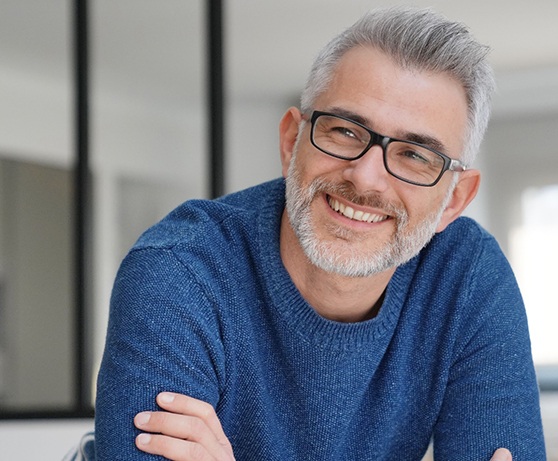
[197, 401, 215, 419]
[186, 416, 206, 437]
[188, 442, 208, 461]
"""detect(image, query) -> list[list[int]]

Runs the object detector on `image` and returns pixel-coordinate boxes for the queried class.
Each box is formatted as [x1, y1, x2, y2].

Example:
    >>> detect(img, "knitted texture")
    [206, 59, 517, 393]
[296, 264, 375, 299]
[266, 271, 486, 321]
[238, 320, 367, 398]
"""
[95, 178, 546, 460]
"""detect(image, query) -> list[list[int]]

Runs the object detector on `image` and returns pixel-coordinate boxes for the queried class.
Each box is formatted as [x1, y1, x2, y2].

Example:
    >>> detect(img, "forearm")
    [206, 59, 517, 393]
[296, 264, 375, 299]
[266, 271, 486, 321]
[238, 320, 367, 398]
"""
[95, 248, 225, 459]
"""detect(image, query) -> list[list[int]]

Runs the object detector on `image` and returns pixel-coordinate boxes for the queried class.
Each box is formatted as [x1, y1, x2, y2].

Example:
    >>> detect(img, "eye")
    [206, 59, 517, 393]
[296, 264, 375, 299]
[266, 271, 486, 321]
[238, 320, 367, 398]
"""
[314, 115, 370, 148]
[389, 142, 437, 166]
[332, 126, 359, 139]
[327, 124, 368, 146]
[400, 149, 431, 164]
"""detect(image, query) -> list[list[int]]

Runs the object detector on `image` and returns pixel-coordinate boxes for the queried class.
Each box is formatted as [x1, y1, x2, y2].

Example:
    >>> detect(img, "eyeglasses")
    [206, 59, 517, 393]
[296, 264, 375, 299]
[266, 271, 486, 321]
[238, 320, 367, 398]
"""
[309, 111, 467, 187]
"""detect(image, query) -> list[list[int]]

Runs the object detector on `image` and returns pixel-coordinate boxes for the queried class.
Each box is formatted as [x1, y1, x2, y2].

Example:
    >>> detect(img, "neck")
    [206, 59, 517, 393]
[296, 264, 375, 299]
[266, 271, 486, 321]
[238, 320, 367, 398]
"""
[280, 211, 395, 323]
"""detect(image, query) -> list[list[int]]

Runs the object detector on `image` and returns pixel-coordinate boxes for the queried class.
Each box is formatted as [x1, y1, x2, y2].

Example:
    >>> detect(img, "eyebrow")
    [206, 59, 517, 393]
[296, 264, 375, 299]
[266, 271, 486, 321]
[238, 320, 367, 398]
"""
[400, 132, 447, 153]
[326, 106, 449, 154]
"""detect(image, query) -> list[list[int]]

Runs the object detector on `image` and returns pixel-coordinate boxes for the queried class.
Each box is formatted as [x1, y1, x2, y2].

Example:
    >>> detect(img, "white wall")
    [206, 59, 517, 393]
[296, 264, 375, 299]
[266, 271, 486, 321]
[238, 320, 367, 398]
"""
[226, 95, 295, 192]
[0, 419, 93, 460]
[481, 65, 558, 251]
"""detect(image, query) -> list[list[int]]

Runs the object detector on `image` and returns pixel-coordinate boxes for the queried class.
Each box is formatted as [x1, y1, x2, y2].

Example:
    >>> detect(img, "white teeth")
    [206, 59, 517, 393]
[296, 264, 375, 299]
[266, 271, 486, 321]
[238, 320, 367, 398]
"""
[328, 197, 388, 223]
[343, 205, 354, 219]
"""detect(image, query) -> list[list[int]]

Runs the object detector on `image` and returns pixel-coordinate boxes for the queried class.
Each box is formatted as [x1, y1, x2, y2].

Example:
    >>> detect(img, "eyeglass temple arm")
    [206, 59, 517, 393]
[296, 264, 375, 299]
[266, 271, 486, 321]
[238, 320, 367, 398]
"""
[449, 159, 467, 172]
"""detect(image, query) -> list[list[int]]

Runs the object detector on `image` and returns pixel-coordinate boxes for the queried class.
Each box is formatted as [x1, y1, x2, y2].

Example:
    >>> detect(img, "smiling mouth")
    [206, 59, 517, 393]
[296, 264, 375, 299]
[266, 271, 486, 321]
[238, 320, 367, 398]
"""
[327, 195, 390, 223]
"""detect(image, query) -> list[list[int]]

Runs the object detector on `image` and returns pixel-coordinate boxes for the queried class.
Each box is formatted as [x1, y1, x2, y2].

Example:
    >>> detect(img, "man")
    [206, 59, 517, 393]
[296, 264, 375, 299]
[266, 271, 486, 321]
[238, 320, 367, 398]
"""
[95, 6, 546, 460]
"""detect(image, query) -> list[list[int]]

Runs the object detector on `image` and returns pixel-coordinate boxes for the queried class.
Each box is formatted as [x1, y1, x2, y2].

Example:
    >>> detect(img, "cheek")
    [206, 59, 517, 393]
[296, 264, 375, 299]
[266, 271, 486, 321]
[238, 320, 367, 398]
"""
[290, 151, 319, 185]
[399, 188, 445, 222]
[298, 150, 354, 186]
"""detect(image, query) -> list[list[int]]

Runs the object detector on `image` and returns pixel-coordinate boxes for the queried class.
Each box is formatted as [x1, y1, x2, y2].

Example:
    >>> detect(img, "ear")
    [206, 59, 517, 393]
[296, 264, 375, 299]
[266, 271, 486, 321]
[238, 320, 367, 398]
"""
[279, 107, 303, 178]
[436, 169, 481, 232]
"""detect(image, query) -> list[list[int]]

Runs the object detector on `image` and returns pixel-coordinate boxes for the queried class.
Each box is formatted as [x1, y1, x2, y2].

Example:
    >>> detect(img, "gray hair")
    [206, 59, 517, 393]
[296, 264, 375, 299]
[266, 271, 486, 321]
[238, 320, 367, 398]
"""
[300, 6, 495, 165]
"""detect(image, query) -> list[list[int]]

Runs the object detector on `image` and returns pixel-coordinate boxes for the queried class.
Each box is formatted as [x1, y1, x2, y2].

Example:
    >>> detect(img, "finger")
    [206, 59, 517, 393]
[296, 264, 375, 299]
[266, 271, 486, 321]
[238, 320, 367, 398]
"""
[156, 393, 233, 454]
[134, 410, 233, 460]
[136, 432, 221, 461]
[490, 448, 512, 461]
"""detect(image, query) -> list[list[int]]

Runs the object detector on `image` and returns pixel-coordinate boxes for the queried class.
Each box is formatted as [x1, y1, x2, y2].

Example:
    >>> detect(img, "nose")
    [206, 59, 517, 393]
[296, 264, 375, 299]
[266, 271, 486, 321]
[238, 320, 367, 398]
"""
[341, 144, 391, 193]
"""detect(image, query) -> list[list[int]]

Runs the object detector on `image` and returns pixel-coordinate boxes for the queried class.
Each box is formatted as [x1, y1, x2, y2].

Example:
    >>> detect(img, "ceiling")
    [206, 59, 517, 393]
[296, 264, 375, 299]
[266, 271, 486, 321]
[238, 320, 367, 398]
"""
[226, 0, 558, 96]
[1, 0, 558, 114]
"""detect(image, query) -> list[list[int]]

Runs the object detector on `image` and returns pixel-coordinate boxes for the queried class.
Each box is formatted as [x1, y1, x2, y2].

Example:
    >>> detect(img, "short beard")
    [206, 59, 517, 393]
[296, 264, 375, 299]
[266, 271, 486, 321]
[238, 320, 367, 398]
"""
[284, 151, 454, 278]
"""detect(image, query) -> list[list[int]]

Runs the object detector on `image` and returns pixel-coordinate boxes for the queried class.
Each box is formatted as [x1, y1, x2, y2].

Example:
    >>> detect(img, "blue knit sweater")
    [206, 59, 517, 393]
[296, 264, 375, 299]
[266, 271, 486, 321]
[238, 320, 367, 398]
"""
[95, 178, 546, 460]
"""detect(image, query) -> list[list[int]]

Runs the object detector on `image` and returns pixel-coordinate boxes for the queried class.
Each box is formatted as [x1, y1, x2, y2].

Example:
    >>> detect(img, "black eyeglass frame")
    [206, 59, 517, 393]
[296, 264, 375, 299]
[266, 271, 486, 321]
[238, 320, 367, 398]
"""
[308, 110, 467, 187]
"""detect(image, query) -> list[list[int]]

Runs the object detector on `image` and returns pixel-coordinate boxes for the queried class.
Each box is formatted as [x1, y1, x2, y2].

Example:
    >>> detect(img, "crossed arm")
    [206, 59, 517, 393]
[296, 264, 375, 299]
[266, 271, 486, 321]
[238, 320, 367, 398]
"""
[134, 393, 234, 461]
[134, 392, 513, 461]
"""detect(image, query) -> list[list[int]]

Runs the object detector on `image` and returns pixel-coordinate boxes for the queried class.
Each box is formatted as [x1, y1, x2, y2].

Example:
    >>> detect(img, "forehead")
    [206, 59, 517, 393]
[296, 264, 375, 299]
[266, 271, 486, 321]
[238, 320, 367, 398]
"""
[316, 46, 469, 155]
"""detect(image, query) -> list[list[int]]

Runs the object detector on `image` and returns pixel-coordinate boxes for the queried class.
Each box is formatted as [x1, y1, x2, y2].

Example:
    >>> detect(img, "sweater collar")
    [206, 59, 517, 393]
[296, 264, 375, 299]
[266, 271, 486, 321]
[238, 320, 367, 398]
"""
[256, 178, 419, 351]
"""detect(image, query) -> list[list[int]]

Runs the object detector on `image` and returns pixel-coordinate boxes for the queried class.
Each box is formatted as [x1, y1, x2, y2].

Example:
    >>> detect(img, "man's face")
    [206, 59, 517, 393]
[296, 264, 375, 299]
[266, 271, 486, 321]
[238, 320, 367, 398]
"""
[282, 46, 470, 277]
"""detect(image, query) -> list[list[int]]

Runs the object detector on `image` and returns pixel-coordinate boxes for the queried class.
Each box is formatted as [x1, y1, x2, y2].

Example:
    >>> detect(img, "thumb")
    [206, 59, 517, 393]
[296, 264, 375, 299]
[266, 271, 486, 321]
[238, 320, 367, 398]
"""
[491, 448, 512, 461]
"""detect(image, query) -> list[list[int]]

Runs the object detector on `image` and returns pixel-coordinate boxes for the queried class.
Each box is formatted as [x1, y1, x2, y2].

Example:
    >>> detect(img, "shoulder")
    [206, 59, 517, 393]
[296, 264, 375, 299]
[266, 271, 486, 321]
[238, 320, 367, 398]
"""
[422, 217, 521, 307]
[111, 178, 285, 309]
[433, 216, 492, 247]
[418, 217, 527, 343]
[425, 216, 508, 273]
[412, 216, 523, 326]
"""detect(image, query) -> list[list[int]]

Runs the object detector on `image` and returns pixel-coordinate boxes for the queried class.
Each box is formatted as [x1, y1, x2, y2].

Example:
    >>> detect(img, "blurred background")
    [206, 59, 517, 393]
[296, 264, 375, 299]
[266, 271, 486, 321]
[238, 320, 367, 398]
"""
[0, 0, 556, 458]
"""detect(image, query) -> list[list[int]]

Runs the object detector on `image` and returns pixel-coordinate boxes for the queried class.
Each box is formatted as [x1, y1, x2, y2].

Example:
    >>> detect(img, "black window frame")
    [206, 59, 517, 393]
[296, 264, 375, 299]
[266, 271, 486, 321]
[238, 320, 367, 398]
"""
[0, 0, 225, 420]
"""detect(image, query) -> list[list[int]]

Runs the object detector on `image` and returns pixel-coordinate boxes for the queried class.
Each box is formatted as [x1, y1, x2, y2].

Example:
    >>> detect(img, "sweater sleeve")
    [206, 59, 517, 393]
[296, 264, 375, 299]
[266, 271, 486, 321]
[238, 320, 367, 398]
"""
[432, 237, 546, 461]
[94, 247, 227, 460]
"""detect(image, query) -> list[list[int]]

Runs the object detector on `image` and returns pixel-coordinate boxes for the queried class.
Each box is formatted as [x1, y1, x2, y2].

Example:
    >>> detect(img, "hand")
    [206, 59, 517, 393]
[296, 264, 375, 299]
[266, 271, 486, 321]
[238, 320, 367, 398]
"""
[491, 448, 512, 461]
[134, 392, 235, 461]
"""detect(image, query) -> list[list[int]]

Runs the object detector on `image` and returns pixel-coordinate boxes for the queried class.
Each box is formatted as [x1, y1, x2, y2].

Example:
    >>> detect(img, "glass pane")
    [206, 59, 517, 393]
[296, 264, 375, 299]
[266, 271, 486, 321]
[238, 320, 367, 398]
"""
[0, 0, 74, 413]
[90, 0, 207, 400]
